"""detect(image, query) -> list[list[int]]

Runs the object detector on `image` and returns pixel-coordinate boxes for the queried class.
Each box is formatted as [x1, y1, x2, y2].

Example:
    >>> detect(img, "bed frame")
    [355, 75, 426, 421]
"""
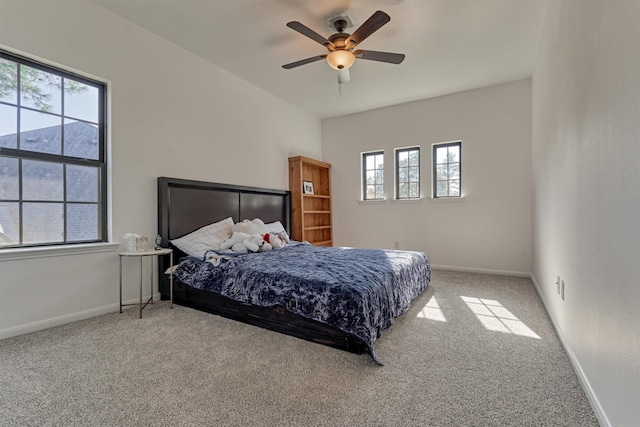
[157, 177, 369, 356]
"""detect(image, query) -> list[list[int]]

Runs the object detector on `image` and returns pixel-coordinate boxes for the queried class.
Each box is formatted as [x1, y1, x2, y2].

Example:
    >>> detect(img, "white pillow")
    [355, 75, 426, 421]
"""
[170, 217, 234, 258]
[264, 221, 286, 234]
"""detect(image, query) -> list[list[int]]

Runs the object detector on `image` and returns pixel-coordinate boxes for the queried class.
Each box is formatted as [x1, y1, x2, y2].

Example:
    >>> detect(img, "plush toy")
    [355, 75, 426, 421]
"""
[219, 231, 251, 252]
[263, 232, 285, 249]
[244, 234, 269, 252]
[277, 231, 291, 245]
[220, 232, 272, 253]
[257, 238, 272, 252]
[233, 218, 266, 236]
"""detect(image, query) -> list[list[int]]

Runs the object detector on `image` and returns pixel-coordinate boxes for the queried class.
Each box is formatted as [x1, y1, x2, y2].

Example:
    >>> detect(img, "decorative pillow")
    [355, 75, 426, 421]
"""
[264, 221, 286, 234]
[170, 217, 234, 258]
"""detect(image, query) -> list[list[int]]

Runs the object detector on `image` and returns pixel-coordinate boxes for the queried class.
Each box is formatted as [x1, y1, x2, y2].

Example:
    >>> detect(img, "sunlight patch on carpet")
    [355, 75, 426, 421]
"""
[460, 296, 540, 339]
[416, 296, 447, 322]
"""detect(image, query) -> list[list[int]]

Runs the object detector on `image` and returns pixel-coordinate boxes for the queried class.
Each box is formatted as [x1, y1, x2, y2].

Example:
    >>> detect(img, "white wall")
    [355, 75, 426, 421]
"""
[3, 2, 638, 423]
[322, 79, 532, 275]
[0, 0, 321, 337]
[532, 1, 640, 425]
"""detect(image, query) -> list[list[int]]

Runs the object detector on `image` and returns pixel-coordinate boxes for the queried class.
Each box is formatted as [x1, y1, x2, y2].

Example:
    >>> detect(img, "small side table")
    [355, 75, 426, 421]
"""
[119, 248, 173, 319]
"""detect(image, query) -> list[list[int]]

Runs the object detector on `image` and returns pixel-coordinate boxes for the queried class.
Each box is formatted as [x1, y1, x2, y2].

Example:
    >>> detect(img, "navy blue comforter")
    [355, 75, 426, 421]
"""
[173, 244, 430, 363]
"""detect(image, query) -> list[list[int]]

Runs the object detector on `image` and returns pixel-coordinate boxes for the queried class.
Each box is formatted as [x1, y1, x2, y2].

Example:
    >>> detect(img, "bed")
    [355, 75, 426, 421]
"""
[157, 177, 430, 364]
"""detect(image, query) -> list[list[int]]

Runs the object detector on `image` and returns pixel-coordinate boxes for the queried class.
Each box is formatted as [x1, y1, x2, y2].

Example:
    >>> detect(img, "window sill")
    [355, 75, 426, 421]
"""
[390, 198, 424, 204]
[360, 197, 431, 204]
[0, 242, 120, 262]
[429, 196, 465, 202]
[358, 196, 465, 204]
[358, 199, 387, 205]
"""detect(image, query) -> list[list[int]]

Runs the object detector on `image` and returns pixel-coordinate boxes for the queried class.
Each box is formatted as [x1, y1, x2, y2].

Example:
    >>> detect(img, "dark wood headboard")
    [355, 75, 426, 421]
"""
[157, 177, 291, 298]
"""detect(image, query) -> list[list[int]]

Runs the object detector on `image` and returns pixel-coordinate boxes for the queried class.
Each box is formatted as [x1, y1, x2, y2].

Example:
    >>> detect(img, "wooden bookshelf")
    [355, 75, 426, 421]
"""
[288, 156, 332, 246]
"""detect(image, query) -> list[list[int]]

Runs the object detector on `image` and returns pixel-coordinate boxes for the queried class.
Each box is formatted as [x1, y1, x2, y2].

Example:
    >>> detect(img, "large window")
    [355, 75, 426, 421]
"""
[433, 141, 461, 198]
[362, 151, 384, 200]
[0, 51, 107, 248]
[395, 147, 420, 199]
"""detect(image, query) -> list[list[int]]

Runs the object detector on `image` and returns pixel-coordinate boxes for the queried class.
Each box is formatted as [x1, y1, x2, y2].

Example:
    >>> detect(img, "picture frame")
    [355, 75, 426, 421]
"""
[302, 180, 315, 195]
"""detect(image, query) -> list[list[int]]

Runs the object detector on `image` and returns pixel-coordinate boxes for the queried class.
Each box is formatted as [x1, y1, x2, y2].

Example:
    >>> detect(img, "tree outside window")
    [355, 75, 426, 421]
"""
[433, 142, 461, 198]
[396, 147, 420, 199]
[0, 51, 106, 248]
[362, 151, 384, 200]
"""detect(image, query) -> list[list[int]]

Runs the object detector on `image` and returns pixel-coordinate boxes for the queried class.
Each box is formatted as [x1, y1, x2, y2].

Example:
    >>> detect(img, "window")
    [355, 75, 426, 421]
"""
[395, 147, 420, 199]
[362, 151, 384, 200]
[0, 51, 107, 248]
[433, 141, 461, 198]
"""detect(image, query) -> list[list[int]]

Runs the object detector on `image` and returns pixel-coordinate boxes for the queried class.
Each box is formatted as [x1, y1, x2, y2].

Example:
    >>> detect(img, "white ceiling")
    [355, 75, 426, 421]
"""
[92, 0, 548, 120]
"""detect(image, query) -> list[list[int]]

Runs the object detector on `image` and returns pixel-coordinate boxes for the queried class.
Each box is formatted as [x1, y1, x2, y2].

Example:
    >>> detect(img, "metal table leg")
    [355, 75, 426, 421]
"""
[119, 255, 123, 313]
[139, 256, 143, 319]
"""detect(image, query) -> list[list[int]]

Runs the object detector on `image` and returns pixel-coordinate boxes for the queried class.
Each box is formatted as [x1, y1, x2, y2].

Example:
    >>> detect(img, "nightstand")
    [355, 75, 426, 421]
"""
[119, 248, 173, 318]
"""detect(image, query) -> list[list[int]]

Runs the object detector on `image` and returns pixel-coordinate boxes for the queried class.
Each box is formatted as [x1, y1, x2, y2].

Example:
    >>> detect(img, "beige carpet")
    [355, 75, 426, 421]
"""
[0, 270, 598, 426]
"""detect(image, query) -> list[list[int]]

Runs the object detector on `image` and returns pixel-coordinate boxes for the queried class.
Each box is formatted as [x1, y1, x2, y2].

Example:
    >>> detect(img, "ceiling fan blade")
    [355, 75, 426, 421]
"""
[282, 55, 327, 69]
[354, 50, 405, 64]
[286, 21, 335, 49]
[346, 11, 390, 48]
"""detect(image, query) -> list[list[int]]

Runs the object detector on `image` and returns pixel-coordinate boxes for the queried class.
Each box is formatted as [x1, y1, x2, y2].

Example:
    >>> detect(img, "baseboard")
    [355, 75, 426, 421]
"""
[529, 274, 611, 427]
[0, 292, 163, 340]
[431, 264, 530, 278]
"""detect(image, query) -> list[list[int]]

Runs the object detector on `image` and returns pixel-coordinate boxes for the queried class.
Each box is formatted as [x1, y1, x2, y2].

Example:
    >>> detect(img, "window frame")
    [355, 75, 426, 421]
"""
[361, 150, 385, 201]
[432, 141, 462, 198]
[0, 50, 108, 249]
[394, 146, 420, 200]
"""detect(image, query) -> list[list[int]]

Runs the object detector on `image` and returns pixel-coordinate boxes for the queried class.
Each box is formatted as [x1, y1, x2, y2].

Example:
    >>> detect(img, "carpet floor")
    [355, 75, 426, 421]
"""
[0, 269, 598, 426]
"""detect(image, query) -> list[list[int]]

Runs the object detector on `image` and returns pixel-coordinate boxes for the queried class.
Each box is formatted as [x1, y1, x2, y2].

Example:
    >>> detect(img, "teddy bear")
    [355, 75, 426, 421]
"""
[219, 231, 252, 252]
[256, 236, 272, 252]
[246, 234, 272, 252]
[263, 232, 285, 249]
[232, 218, 266, 236]
[220, 232, 272, 253]
[277, 231, 290, 245]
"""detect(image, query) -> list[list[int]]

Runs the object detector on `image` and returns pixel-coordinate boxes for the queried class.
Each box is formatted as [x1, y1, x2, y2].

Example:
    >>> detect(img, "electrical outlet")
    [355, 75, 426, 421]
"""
[394, 241, 400, 249]
[561, 280, 565, 300]
[556, 276, 561, 294]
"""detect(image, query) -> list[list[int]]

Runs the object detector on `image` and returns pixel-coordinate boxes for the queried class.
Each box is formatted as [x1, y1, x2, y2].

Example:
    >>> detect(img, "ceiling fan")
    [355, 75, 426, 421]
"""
[282, 10, 405, 83]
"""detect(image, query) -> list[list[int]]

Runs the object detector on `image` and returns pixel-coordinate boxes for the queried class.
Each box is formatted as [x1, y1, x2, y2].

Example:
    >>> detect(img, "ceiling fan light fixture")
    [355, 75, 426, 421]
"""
[326, 50, 356, 70]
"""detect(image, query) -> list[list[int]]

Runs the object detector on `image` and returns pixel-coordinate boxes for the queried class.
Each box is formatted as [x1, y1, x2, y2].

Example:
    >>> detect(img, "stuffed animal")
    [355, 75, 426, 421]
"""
[263, 232, 285, 249]
[219, 231, 251, 252]
[244, 234, 269, 252]
[277, 231, 291, 245]
[220, 232, 272, 253]
[257, 239, 272, 252]
[233, 218, 266, 236]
